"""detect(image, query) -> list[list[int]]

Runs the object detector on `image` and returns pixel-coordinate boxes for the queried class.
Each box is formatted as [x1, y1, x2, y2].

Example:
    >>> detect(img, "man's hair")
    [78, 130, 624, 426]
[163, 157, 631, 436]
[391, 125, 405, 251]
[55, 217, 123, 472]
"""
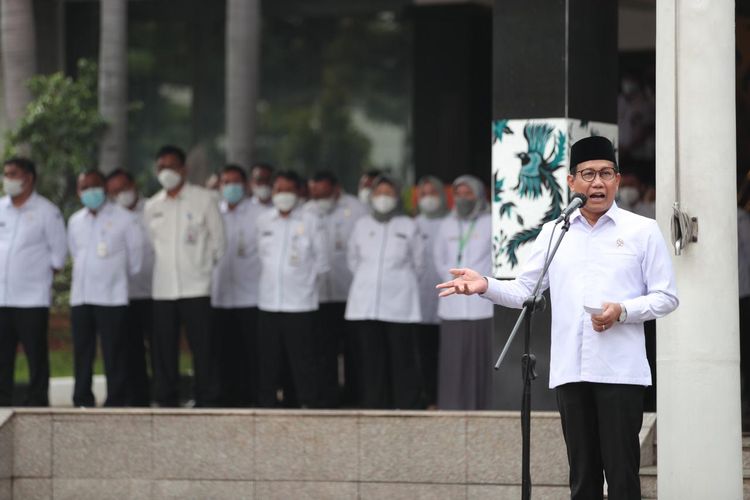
[251, 162, 275, 174]
[363, 169, 382, 179]
[311, 170, 338, 186]
[4, 157, 37, 182]
[105, 168, 135, 184]
[272, 169, 302, 189]
[222, 164, 248, 183]
[155, 145, 186, 165]
[81, 168, 106, 184]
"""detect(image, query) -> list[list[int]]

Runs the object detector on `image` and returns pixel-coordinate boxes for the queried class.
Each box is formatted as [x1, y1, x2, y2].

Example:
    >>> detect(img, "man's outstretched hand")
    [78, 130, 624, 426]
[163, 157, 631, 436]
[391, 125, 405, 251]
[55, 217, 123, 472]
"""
[436, 268, 488, 297]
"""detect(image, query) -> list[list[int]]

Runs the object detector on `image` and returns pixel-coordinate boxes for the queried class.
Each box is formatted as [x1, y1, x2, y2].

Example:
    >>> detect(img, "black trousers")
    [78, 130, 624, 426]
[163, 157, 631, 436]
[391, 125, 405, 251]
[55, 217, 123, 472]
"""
[213, 306, 258, 407]
[152, 297, 219, 407]
[126, 298, 153, 406]
[315, 302, 348, 408]
[71, 305, 129, 407]
[556, 382, 644, 500]
[416, 323, 439, 407]
[740, 296, 750, 424]
[351, 320, 424, 410]
[0, 307, 49, 406]
[257, 310, 318, 408]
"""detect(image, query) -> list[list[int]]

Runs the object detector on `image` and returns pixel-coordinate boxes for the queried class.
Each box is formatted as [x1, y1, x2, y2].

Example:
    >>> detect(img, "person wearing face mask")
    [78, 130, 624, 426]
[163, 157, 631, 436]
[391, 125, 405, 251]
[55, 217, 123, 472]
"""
[211, 164, 266, 407]
[143, 145, 226, 407]
[432, 174, 493, 410]
[256, 170, 329, 408]
[0, 157, 67, 406]
[105, 169, 155, 406]
[616, 173, 642, 213]
[303, 171, 367, 408]
[68, 169, 144, 406]
[414, 175, 449, 409]
[249, 162, 274, 207]
[357, 169, 382, 209]
[345, 175, 425, 409]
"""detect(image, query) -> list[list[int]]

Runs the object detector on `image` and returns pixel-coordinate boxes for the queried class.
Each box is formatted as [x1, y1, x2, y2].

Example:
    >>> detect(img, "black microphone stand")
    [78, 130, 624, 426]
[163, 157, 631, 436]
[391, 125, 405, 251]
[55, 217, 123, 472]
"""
[493, 216, 572, 500]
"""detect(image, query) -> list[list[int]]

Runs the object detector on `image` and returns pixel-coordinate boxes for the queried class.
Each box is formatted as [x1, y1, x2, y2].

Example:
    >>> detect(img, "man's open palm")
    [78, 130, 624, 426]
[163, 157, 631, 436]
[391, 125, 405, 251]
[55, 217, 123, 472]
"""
[436, 268, 488, 297]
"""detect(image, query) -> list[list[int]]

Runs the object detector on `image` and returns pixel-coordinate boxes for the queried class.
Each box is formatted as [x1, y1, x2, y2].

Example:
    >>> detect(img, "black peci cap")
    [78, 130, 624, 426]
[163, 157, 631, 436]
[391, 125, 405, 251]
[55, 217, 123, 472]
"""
[569, 136, 617, 173]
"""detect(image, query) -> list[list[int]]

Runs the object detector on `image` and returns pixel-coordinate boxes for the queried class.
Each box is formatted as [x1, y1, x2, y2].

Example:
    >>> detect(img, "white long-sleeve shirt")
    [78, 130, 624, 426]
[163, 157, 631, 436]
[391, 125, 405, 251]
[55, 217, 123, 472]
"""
[0, 192, 67, 307]
[128, 199, 155, 300]
[68, 203, 143, 306]
[345, 214, 423, 323]
[303, 193, 367, 303]
[143, 184, 226, 300]
[257, 208, 329, 313]
[481, 204, 678, 388]
[434, 212, 494, 321]
[212, 197, 266, 308]
[415, 214, 446, 324]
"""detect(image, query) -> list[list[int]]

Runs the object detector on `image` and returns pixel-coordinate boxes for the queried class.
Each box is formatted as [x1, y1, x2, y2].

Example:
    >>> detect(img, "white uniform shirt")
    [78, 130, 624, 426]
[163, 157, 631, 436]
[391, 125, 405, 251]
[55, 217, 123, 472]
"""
[257, 208, 329, 313]
[68, 203, 143, 307]
[481, 204, 678, 388]
[415, 213, 446, 324]
[345, 214, 423, 323]
[0, 192, 67, 307]
[303, 193, 367, 303]
[434, 212, 494, 321]
[144, 184, 226, 300]
[212, 197, 266, 308]
[128, 199, 155, 300]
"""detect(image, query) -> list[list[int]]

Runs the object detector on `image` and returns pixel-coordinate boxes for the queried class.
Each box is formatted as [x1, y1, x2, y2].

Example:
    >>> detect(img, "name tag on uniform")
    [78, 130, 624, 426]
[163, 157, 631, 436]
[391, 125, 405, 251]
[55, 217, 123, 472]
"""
[97, 241, 108, 257]
[395, 232, 408, 239]
[151, 212, 164, 219]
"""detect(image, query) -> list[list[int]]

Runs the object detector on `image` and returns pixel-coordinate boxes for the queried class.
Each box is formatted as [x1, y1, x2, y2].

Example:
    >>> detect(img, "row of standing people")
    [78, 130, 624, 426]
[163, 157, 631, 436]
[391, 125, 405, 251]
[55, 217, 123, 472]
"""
[0, 147, 495, 409]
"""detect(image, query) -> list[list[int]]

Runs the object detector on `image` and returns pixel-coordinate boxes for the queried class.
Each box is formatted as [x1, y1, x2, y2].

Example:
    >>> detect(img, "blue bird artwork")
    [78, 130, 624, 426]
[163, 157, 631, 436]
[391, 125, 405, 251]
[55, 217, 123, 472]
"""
[498, 122, 566, 268]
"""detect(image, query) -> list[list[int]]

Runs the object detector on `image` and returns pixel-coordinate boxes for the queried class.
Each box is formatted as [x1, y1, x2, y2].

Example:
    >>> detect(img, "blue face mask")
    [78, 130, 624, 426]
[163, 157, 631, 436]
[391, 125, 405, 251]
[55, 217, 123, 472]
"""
[80, 187, 106, 210]
[222, 183, 245, 205]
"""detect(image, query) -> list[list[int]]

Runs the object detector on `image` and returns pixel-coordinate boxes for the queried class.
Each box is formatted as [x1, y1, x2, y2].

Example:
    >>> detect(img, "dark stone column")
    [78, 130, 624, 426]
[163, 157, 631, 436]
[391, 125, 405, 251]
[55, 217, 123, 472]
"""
[490, 0, 618, 411]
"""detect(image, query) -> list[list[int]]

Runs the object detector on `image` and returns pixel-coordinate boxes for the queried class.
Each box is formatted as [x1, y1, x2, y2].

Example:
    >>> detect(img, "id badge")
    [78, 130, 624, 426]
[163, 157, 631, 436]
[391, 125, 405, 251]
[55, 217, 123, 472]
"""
[97, 241, 108, 257]
[185, 226, 198, 245]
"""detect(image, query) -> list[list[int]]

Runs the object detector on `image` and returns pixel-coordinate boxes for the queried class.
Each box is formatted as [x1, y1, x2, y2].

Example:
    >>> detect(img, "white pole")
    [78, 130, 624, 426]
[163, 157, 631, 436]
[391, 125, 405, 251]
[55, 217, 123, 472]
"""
[656, 0, 743, 498]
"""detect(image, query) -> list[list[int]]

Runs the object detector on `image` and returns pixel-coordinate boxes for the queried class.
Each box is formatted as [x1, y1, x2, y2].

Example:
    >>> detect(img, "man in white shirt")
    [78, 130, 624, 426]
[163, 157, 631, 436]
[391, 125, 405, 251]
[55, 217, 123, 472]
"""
[437, 137, 678, 500]
[211, 164, 265, 406]
[304, 171, 367, 407]
[0, 157, 67, 406]
[249, 162, 274, 207]
[257, 170, 329, 408]
[105, 168, 154, 406]
[144, 145, 226, 407]
[68, 169, 143, 406]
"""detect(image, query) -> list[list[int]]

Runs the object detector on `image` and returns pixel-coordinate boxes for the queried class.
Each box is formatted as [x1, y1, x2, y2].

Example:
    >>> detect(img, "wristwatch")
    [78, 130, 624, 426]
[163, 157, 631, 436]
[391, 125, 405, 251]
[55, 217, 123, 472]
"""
[617, 303, 628, 323]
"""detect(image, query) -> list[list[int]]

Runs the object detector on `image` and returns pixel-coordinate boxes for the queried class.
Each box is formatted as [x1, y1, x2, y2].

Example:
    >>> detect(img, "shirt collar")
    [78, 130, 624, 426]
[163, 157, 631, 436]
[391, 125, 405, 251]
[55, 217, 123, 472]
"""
[569, 201, 621, 227]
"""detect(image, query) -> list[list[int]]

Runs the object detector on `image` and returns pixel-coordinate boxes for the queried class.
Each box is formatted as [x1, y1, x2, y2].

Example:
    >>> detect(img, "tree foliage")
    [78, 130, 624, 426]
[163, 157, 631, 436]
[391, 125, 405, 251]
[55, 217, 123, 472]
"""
[4, 59, 106, 216]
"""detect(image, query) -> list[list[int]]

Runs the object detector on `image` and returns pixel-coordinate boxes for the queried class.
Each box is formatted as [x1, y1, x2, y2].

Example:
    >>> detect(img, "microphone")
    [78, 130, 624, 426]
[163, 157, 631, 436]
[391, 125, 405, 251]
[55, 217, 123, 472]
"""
[555, 193, 587, 223]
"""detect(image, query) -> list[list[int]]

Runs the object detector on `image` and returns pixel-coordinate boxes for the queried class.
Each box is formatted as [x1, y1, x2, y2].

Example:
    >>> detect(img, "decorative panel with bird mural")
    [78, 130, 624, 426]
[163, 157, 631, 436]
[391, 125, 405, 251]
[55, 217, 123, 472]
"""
[491, 118, 618, 278]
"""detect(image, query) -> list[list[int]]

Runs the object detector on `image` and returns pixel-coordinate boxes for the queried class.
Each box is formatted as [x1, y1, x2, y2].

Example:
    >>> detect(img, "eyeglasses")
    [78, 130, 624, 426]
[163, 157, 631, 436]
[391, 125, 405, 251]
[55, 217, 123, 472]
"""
[575, 167, 618, 182]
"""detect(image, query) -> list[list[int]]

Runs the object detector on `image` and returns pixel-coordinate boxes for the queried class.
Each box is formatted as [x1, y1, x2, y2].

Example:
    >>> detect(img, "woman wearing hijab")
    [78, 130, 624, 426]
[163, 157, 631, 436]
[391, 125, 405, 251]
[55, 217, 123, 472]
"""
[415, 175, 449, 408]
[433, 175, 494, 409]
[345, 174, 425, 409]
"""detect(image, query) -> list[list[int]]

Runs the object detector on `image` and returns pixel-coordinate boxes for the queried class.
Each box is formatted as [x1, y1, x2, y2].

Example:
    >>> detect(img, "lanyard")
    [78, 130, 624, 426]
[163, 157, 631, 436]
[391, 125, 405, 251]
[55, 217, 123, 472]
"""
[456, 219, 477, 266]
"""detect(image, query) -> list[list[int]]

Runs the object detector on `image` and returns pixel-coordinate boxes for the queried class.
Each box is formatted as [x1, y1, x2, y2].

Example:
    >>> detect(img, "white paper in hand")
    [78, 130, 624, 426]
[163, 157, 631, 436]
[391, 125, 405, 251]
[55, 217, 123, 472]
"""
[584, 305, 604, 315]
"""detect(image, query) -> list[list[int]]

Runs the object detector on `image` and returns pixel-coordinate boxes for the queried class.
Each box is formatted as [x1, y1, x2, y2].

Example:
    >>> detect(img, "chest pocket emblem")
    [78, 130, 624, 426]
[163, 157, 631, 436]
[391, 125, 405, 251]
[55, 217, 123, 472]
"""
[616, 238, 624, 248]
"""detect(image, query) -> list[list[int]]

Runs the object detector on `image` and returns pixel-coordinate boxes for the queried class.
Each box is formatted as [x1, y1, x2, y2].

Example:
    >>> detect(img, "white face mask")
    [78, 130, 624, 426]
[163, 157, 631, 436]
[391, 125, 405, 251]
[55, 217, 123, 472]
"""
[253, 184, 272, 202]
[157, 169, 182, 191]
[418, 195, 441, 214]
[2, 177, 24, 197]
[358, 187, 371, 205]
[115, 189, 137, 209]
[371, 195, 397, 214]
[273, 192, 297, 213]
[618, 186, 640, 206]
[313, 197, 335, 215]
